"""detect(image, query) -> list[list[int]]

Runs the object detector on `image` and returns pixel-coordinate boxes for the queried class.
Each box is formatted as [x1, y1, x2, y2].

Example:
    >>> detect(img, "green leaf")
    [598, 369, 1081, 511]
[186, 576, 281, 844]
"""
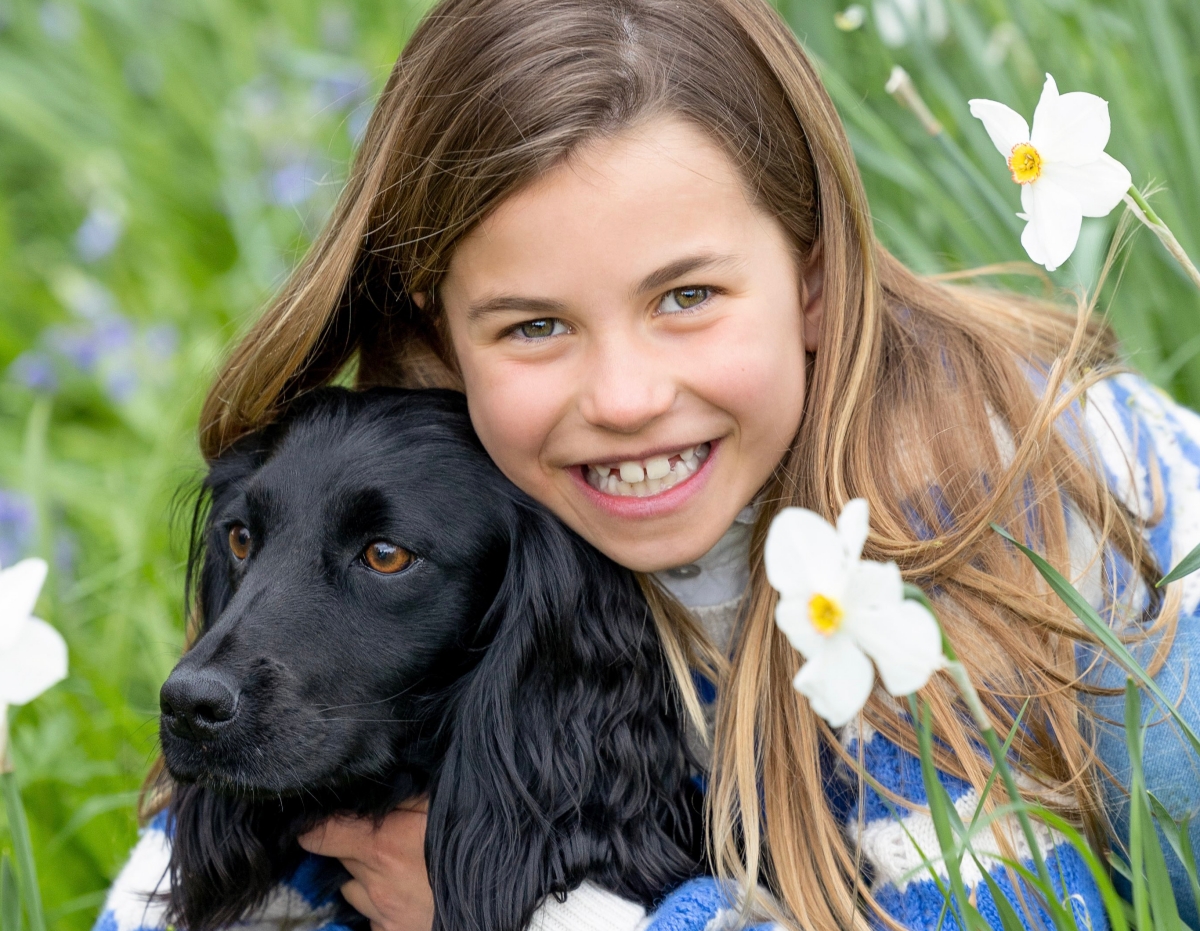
[967, 701, 1030, 840]
[1146, 794, 1200, 930]
[976, 857, 1027, 931]
[1158, 539, 1200, 587]
[1123, 681, 1185, 931]
[1, 855, 18, 931]
[992, 523, 1200, 757]
[911, 697, 986, 931]
[1180, 814, 1200, 925]
[1, 774, 44, 931]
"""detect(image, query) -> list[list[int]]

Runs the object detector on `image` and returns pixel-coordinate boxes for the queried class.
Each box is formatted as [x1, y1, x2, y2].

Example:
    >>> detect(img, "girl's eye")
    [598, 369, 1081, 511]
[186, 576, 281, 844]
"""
[228, 525, 252, 561]
[514, 318, 568, 340]
[659, 286, 712, 314]
[362, 540, 413, 574]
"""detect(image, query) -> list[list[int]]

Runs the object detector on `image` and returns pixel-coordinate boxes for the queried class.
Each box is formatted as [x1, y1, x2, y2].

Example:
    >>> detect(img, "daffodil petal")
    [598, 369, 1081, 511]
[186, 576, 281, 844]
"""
[1020, 216, 1049, 268]
[775, 597, 826, 660]
[836, 498, 871, 563]
[1026, 179, 1083, 272]
[1031, 83, 1112, 167]
[854, 601, 945, 697]
[792, 636, 874, 728]
[1029, 73, 1060, 151]
[968, 98, 1030, 158]
[764, 507, 847, 599]
[1039, 154, 1131, 218]
[0, 615, 67, 706]
[842, 559, 904, 622]
[0, 558, 48, 651]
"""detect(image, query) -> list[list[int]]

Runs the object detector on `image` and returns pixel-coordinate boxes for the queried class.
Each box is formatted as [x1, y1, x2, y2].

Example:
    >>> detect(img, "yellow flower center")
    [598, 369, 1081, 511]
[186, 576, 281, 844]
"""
[1007, 142, 1043, 185]
[808, 593, 845, 635]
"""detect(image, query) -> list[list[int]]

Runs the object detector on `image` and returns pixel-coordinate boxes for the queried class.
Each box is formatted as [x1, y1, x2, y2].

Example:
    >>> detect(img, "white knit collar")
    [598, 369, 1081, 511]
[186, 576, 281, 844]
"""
[652, 503, 758, 609]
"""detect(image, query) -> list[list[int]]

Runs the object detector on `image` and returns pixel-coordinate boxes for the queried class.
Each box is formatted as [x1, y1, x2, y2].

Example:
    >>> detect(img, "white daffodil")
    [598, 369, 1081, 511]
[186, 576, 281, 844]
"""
[0, 558, 67, 768]
[764, 500, 944, 728]
[969, 74, 1131, 272]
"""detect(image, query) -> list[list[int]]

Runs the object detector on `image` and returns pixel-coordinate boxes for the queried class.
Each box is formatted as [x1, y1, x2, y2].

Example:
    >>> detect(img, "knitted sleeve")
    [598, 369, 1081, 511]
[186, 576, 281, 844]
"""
[92, 812, 346, 931]
[92, 816, 769, 931]
[839, 720, 1108, 931]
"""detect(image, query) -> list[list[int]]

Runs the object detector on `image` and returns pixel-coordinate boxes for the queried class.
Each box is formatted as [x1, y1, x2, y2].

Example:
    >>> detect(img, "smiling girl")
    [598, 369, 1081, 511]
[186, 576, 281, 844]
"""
[96, 0, 1200, 929]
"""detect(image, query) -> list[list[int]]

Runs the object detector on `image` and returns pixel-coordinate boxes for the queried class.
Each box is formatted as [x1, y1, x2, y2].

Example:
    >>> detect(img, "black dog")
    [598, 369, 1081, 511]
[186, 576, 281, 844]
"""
[158, 387, 703, 931]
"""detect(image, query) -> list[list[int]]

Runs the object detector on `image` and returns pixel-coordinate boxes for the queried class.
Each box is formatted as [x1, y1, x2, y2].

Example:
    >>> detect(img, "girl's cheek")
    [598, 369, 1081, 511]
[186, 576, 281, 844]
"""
[463, 358, 567, 491]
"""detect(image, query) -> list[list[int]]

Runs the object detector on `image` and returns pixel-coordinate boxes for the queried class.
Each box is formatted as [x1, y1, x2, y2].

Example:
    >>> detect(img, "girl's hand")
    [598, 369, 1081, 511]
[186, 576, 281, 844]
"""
[298, 798, 434, 931]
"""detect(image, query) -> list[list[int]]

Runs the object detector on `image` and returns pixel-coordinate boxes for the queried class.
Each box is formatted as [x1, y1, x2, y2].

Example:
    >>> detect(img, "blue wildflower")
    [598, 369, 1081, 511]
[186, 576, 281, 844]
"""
[8, 352, 58, 393]
[0, 491, 35, 568]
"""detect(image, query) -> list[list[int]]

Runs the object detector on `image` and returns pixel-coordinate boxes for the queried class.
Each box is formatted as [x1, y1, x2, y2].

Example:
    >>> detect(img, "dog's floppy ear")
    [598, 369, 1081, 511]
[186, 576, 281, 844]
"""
[426, 500, 702, 931]
[165, 435, 292, 931]
[184, 433, 274, 637]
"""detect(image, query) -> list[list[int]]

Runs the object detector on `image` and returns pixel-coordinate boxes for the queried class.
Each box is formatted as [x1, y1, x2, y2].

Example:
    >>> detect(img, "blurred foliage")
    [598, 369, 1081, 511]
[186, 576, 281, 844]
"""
[0, 0, 1196, 927]
[788, 0, 1200, 395]
[0, 2, 430, 927]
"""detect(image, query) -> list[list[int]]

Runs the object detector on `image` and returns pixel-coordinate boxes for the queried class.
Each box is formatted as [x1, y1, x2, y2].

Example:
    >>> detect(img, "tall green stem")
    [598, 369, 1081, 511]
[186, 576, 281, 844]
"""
[1, 768, 45, 931]
[1125, 186, 1200, 292]
[903, 584, 1075, 928]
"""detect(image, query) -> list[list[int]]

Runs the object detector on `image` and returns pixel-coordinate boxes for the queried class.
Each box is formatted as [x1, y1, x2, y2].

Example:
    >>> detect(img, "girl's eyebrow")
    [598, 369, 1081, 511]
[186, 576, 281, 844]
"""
[468, 295, 567, 322]
[466, 252, 742, 322]
[633, 252, 742, 296]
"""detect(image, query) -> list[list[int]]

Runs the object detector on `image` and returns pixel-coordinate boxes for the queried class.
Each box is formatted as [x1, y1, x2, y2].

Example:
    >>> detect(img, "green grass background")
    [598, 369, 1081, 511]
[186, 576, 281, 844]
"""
[0, 0, 1196, 927]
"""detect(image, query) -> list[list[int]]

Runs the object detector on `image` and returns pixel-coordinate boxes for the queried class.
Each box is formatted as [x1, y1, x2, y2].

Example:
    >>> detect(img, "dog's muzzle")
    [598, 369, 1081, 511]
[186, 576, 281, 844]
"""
[160, 668, 240, 741]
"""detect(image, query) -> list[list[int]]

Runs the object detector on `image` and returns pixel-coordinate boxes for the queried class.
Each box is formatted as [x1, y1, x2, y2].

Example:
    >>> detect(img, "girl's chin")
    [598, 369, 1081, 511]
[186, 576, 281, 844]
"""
[566, 438, 721, 520]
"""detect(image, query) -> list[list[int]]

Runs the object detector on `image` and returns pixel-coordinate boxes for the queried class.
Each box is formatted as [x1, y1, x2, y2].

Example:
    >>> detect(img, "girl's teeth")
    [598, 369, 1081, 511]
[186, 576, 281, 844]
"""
[645, 456, 671, 480]
[619, 462, 645, 483]
[585, 443, 711, 498]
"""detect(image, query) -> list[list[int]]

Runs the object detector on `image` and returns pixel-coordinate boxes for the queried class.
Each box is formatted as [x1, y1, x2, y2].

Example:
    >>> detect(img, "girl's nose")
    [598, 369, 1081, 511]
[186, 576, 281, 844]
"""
[577, 338, 677, 434]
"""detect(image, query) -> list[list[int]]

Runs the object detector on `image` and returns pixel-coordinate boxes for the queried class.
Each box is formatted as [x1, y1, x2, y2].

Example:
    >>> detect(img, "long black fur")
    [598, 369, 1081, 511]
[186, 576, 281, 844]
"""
[159, 387, 702, 931]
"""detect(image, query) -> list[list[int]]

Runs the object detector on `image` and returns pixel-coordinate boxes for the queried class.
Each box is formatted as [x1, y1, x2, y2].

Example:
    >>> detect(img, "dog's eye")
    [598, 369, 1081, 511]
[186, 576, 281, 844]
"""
[228, 524, 252, 561]
[362, 540, 412, 574]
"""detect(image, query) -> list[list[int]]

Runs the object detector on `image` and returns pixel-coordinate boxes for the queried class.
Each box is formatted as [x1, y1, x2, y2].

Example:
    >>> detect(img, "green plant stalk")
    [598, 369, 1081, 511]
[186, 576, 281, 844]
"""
[941, 658, 1075, 929]
[1, 854, 18, 931]
[908, 696, 985, 931]
[1, 768, 45, 931]
[991, 524, 1200, 756]
[903, 584, 1074, 928]
[1126, 186, 1200, 293]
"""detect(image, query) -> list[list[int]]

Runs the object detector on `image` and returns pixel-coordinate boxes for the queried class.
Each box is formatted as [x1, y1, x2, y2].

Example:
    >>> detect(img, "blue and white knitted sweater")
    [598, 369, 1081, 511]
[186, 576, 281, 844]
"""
[94, 372, 1200, 931]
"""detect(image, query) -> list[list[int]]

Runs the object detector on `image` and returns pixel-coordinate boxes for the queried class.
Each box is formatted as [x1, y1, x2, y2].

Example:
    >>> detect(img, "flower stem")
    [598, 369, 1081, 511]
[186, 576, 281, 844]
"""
[941, 653, 1076, 927]
[904, 585, 1077, 928]
[1125, 186, 1200, 292]
[1, 765, 46, 931]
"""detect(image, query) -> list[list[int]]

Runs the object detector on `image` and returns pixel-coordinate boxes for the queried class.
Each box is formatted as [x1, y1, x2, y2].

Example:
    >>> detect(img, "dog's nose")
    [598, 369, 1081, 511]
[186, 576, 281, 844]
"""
[160, 669, 239, 740]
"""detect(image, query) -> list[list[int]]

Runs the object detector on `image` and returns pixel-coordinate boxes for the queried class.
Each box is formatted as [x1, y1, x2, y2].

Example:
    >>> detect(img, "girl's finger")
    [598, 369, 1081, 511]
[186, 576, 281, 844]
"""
[297, 815, 376, 859]
[340, 879, 384, 924]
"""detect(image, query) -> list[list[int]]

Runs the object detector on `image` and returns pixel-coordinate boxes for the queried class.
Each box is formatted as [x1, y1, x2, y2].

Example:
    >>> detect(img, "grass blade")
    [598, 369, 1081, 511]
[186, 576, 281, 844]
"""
[1147, 794, 1200, 921]
[1158, 538, 1200, 587]
[992, 523, 1200, 757]
[910, 696, 986, 931]
[975, 856, 1027, 931]
[0, 774, 44, 931]
[1, 855, 17, 931]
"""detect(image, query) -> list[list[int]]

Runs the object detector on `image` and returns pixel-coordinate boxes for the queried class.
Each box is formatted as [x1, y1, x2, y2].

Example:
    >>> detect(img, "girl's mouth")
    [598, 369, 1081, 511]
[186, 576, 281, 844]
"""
[581, 442, 712, 498]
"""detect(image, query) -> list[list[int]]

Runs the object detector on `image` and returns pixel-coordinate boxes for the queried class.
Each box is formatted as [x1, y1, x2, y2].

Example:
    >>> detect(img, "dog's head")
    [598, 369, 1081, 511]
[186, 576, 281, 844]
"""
[161, 388, 509, 797]
[161, 387, 703, 931]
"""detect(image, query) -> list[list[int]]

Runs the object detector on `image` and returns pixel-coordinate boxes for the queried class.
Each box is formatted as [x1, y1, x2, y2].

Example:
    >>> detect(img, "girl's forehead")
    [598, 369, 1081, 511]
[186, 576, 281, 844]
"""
[443, 117, 773, 294]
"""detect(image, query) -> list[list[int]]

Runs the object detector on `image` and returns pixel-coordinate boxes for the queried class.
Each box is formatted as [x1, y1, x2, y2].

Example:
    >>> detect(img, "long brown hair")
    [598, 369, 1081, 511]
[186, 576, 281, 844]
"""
[183, 1, 1172, 927]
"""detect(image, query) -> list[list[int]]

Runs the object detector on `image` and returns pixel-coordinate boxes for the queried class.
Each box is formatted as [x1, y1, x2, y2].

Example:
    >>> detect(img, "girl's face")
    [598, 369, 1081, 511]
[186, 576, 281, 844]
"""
[437, 117, 818, 572]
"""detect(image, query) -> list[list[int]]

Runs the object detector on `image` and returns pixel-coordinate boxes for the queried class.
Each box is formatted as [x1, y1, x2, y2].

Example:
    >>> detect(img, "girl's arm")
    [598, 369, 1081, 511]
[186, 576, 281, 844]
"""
[1078, 372, 1200, 929]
